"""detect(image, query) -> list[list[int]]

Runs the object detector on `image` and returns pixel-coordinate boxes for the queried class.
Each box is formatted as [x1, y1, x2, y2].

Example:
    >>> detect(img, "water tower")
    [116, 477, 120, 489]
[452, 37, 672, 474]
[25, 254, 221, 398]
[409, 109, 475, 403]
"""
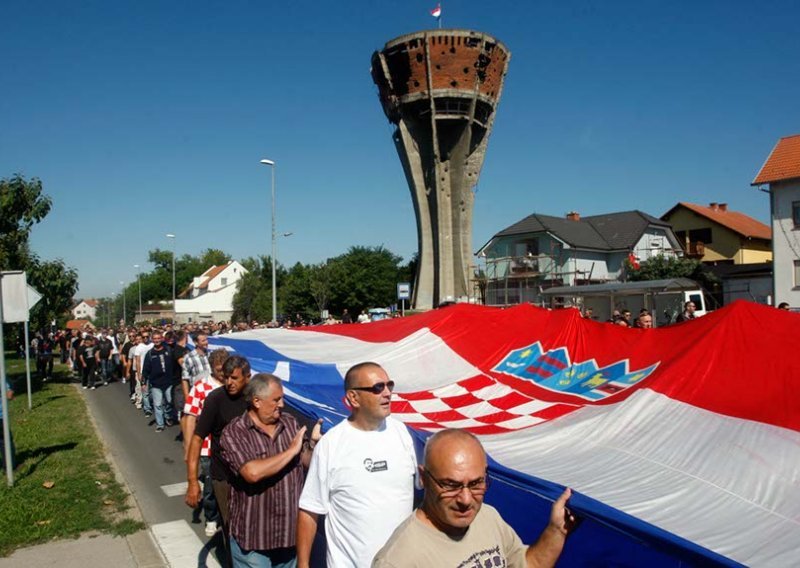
[371, 29, 510, 309]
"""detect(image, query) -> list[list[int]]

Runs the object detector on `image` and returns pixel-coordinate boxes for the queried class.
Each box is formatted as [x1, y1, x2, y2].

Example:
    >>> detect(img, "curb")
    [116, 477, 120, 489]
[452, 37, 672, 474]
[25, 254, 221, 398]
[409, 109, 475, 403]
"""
[77, 384, 169, 567]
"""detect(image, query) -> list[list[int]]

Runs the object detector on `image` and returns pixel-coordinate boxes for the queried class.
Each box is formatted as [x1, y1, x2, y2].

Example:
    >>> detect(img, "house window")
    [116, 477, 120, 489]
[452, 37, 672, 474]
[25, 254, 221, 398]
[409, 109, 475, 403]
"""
[792, 201, 800, 228]
[221, 278, 228, 286]
[795, 261, 800, 288]
[688, 228, 712, 244]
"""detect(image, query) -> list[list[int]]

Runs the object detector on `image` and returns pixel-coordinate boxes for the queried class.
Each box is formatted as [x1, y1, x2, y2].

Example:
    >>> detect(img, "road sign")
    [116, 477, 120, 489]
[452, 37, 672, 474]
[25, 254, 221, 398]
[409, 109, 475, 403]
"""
[397, 282, 411, 300]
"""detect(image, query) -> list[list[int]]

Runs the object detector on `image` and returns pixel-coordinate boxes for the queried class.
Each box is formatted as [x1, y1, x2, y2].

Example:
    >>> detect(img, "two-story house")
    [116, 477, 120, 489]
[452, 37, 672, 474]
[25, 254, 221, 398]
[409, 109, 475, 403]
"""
[174, 261, 247, 323]
[751, 133, 800, 307]
[477, 210, 681, 306]
[661, 202, 771, 265]
[71, 299, 98, 321]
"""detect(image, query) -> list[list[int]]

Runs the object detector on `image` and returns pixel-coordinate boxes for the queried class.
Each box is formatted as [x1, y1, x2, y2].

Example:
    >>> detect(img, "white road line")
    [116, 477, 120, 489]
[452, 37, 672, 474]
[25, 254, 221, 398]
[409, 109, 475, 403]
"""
[161, 481, 188, 497]
[150, 520, 221, 568]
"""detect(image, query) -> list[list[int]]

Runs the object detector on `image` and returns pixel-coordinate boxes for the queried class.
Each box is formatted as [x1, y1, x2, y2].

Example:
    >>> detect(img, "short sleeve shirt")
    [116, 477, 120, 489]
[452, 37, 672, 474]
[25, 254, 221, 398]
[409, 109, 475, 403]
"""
[184, 377, 222, 457]
[372, 505, 527, 568]
[195, 388, 248, 481]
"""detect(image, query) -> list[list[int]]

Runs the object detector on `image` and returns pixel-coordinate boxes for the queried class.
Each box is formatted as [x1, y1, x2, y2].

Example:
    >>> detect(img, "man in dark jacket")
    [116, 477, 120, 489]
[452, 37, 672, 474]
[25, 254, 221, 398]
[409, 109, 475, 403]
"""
[143, 331, 176, 432]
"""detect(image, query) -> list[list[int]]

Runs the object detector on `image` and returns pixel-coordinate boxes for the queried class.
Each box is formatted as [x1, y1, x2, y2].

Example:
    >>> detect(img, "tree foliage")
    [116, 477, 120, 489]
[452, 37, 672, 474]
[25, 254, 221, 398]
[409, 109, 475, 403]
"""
[626, 254, 720, 290]
[0, 174, 78, 331]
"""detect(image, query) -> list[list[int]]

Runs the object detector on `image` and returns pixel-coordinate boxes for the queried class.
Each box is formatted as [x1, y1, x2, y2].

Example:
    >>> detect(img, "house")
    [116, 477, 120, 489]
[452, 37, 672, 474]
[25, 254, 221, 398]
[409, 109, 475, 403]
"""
[134, 302, 175, 324]
[174, 261, 247, 324]
[477, 210, 682, 306]
[71, 299, 98, 320]
[661, 202, 771, 265]
[751, 134, 800, 307]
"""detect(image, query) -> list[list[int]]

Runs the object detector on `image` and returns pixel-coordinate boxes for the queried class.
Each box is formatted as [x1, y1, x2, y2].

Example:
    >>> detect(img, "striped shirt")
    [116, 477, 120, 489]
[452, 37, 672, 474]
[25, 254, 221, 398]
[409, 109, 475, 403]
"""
[182, 348, 210, 384]
[183, 378, 222, 457]
[220, 412, 304, 551]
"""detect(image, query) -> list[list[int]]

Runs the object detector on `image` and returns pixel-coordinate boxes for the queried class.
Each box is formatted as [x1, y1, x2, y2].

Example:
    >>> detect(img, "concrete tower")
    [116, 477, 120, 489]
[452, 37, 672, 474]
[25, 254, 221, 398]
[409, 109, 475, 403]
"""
[371, 29, 510, 309]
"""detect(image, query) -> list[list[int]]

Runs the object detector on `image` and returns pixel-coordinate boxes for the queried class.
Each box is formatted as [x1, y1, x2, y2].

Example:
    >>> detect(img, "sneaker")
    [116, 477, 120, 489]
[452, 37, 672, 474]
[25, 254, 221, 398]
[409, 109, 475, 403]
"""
[204, 521, 219, 537]
[122, 378, 127, 384]
[155, 425, 164, 432]
[103, 381, 108, 386]
[82, 386, 88, 390]
[90, 386, 96, 390]
[165, 419, 175, 427]
[144, 411, 152, 417]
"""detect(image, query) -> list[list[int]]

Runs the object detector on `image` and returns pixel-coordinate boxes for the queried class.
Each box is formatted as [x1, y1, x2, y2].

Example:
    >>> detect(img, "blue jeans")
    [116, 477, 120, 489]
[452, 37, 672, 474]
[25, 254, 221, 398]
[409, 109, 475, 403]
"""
[99, 359, 112, 382]
[229, 538, 296, 568]
[200, 456, 220, 523]
[150, 386, 174, 428]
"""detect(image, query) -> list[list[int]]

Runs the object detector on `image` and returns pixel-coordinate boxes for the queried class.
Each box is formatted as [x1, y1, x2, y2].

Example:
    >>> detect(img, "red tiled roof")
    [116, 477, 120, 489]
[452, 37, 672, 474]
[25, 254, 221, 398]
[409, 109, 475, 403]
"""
[84, 299, 99, 307]
[664, 202, 771, 240]
[752, 134, 800, 185]
[198, 263, 231, 289]
[66, 319, 94, 330]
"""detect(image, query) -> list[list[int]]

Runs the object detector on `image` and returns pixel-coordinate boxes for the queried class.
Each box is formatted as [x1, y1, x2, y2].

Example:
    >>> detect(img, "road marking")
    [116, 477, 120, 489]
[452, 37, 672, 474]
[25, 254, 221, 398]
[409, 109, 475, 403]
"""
[161, 481, 188, 497]
[150, 520, 221, 568]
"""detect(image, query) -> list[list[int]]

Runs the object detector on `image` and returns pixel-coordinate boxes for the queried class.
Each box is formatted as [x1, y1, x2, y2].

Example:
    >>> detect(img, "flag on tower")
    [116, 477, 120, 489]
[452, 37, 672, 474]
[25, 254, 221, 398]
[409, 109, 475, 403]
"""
[430, 3, 442, 19]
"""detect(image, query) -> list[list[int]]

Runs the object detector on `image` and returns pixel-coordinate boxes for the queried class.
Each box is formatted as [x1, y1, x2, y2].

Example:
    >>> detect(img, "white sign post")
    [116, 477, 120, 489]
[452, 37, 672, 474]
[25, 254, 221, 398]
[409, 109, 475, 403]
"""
[1, 271, 43, 486]
[397, 282, 411, 317]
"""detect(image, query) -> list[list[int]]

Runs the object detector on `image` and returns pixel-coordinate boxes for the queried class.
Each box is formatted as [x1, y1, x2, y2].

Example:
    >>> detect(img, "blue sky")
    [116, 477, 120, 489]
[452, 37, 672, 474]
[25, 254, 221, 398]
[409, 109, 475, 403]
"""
[2, 0, 799, 298]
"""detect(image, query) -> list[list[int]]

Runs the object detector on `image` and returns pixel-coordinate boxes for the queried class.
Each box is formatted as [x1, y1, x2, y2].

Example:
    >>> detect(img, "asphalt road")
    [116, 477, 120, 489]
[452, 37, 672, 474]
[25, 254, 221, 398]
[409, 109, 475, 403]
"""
[81, 379, 227, 566]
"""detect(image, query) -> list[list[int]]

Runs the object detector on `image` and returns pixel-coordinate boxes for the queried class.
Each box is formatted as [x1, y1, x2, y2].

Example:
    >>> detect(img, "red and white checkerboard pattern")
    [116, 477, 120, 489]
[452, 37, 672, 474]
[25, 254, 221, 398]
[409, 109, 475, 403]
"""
[184, 379, 221, 456]
[390, 375, 577, 435]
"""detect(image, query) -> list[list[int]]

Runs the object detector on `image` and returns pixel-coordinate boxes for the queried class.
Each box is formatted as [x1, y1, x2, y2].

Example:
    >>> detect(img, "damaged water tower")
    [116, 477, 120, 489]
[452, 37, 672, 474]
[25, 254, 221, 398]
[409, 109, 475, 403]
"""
[371, 29, 510, 309]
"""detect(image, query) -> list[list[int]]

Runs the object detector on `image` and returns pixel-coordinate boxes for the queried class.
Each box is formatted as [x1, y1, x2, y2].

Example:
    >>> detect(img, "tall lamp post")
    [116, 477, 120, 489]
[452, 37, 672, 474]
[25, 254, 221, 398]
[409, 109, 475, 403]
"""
[120, 281, 126, 326]
[133, 264, 142, 323]
[166, 233, 176, 322]
[260, 158, 278, 325]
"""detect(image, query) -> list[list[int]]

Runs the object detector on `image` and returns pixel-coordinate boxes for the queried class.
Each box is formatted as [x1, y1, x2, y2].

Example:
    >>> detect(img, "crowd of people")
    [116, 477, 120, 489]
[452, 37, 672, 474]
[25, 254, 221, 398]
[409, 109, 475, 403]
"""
[19, 321, 577, 567]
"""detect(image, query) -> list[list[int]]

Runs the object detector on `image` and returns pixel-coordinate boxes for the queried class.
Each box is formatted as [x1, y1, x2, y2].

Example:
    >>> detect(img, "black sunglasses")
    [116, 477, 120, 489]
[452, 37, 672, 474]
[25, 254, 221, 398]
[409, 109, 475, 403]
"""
[349, 381, 395, 395]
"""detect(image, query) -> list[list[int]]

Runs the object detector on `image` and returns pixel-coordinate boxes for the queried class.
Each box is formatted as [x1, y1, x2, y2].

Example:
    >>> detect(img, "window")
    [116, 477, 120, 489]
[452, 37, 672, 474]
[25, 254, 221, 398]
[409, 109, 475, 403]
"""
[221, 278, 228, 286]
[793, 201, 800, 229]
[795, 261, 800, 288]
[688, 228, 712, 244]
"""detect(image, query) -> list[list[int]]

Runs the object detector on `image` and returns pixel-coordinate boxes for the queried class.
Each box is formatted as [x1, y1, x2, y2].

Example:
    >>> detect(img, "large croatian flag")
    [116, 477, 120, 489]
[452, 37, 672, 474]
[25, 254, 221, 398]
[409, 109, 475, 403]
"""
[208, 301, 800, 567]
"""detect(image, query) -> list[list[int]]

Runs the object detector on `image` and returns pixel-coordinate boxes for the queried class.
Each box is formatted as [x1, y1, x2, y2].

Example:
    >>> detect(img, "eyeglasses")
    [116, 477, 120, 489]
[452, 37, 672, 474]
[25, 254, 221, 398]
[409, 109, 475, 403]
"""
[424, 469, 489, 497]
[349, 381, 395, 395]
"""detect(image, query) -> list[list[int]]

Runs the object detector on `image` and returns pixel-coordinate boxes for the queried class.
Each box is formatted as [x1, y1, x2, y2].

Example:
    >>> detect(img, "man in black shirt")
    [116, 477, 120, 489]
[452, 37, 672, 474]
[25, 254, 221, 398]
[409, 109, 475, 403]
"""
[79, 336, 98, 390]
[97, 331, 113, 386]
[170, 331, 189, 420]
[185, 355, 250, 533]
[37, 334, 54, 381]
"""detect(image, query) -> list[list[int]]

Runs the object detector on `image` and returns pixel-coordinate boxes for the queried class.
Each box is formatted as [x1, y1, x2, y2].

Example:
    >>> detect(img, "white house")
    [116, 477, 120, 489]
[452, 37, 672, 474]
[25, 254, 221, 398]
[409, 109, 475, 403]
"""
[174, 261, 248, 324]
[752, 134, 800, 308]
[477, 210, 682, 306]
[71, 299, 98, 320]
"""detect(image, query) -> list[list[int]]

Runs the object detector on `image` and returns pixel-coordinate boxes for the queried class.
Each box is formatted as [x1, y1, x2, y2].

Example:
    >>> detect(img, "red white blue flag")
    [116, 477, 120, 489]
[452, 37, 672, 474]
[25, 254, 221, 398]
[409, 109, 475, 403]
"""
[207, 301, 800, 567]
[430, 3, 442, 19]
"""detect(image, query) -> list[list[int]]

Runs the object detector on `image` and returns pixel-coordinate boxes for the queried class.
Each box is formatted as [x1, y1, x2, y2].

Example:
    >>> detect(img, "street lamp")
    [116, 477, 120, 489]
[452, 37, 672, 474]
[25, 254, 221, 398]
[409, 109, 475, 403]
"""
[120, 281, 126, 326]
[133, 264, 142, 322]
[260, 158, 278, 325]
[166, 233, 176, 321]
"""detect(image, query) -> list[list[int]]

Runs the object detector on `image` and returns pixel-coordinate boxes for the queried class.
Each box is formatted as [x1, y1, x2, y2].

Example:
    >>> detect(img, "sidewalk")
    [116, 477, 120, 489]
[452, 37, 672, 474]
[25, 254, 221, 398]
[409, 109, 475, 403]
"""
[0, 530, 168, 568]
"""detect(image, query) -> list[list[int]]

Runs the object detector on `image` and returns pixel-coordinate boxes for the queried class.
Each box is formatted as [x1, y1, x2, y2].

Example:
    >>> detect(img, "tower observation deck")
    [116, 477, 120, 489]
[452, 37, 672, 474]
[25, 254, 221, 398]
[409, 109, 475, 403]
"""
[371, 29, 510, 309]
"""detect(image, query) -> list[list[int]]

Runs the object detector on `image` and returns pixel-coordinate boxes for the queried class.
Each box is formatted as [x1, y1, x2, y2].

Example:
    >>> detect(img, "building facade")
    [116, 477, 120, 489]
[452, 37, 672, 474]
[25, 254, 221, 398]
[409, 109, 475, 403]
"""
[661, 202, 771, 265]
[752, 134, 800, 308]
[477, 210, 682, 306]
[174, 261, 247, 324]
[71, 299, 98, 320]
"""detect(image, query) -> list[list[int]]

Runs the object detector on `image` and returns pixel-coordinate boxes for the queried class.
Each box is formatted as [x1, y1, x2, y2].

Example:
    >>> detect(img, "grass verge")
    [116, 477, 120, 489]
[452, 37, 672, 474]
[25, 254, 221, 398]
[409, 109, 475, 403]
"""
[0, 355, 144, 556]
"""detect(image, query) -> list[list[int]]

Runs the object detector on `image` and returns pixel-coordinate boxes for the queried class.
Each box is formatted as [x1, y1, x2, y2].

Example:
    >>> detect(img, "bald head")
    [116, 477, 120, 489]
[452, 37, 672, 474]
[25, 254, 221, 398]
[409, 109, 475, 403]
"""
[424, 429, 486, 472]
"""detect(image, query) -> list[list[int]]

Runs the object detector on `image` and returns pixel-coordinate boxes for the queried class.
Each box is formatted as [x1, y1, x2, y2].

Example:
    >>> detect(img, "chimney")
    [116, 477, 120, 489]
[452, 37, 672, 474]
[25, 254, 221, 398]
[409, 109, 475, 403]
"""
[566, 211, 580, 222]
[709, 202, 718, 210]
[719, 203, 728, 212]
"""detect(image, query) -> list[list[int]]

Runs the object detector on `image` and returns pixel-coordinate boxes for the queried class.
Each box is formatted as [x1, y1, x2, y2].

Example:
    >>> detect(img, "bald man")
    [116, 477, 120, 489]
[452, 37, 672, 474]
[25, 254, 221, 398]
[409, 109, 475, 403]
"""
[373, 429, 576, 568]
[297, 362, 417, 568]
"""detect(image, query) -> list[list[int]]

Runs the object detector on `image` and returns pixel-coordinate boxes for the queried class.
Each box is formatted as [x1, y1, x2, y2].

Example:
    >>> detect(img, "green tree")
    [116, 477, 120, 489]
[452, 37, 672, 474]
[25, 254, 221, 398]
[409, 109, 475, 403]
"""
[627, 254, 720, 291]
[0, 174, 52, 270]
[231, 256, 286, 324]
[0, 174, 78, 332]
[327, 246, 404, 315]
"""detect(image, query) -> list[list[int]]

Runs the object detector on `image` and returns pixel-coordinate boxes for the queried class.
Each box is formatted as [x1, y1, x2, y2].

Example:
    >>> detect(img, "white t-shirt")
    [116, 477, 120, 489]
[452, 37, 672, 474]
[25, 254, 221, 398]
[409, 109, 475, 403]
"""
[132, 342, 153, 374]
[299, 416, 417, 568]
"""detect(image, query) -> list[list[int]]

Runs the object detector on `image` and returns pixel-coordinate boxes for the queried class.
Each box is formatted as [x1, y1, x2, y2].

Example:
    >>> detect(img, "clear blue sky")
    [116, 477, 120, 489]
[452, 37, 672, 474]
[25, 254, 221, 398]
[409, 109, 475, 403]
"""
[2, 1, 799, 299]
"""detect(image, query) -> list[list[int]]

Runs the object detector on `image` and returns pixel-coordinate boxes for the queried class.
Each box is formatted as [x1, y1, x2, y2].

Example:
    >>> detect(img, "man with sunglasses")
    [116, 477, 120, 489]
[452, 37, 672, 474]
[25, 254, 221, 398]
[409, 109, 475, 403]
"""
[297, 362, 417, 568]
[373, 429, 576, 567]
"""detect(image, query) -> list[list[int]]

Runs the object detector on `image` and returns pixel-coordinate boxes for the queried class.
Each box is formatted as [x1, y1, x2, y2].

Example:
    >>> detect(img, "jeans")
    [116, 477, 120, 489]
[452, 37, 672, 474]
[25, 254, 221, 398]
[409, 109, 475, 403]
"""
[99, 359, 112, 382]
[229, 538, 296, 568]
[200, 456, 220, 523]
[141, 381, 153, 413]
[82, 364, 97, 388]
[150, 385, 174, 428]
